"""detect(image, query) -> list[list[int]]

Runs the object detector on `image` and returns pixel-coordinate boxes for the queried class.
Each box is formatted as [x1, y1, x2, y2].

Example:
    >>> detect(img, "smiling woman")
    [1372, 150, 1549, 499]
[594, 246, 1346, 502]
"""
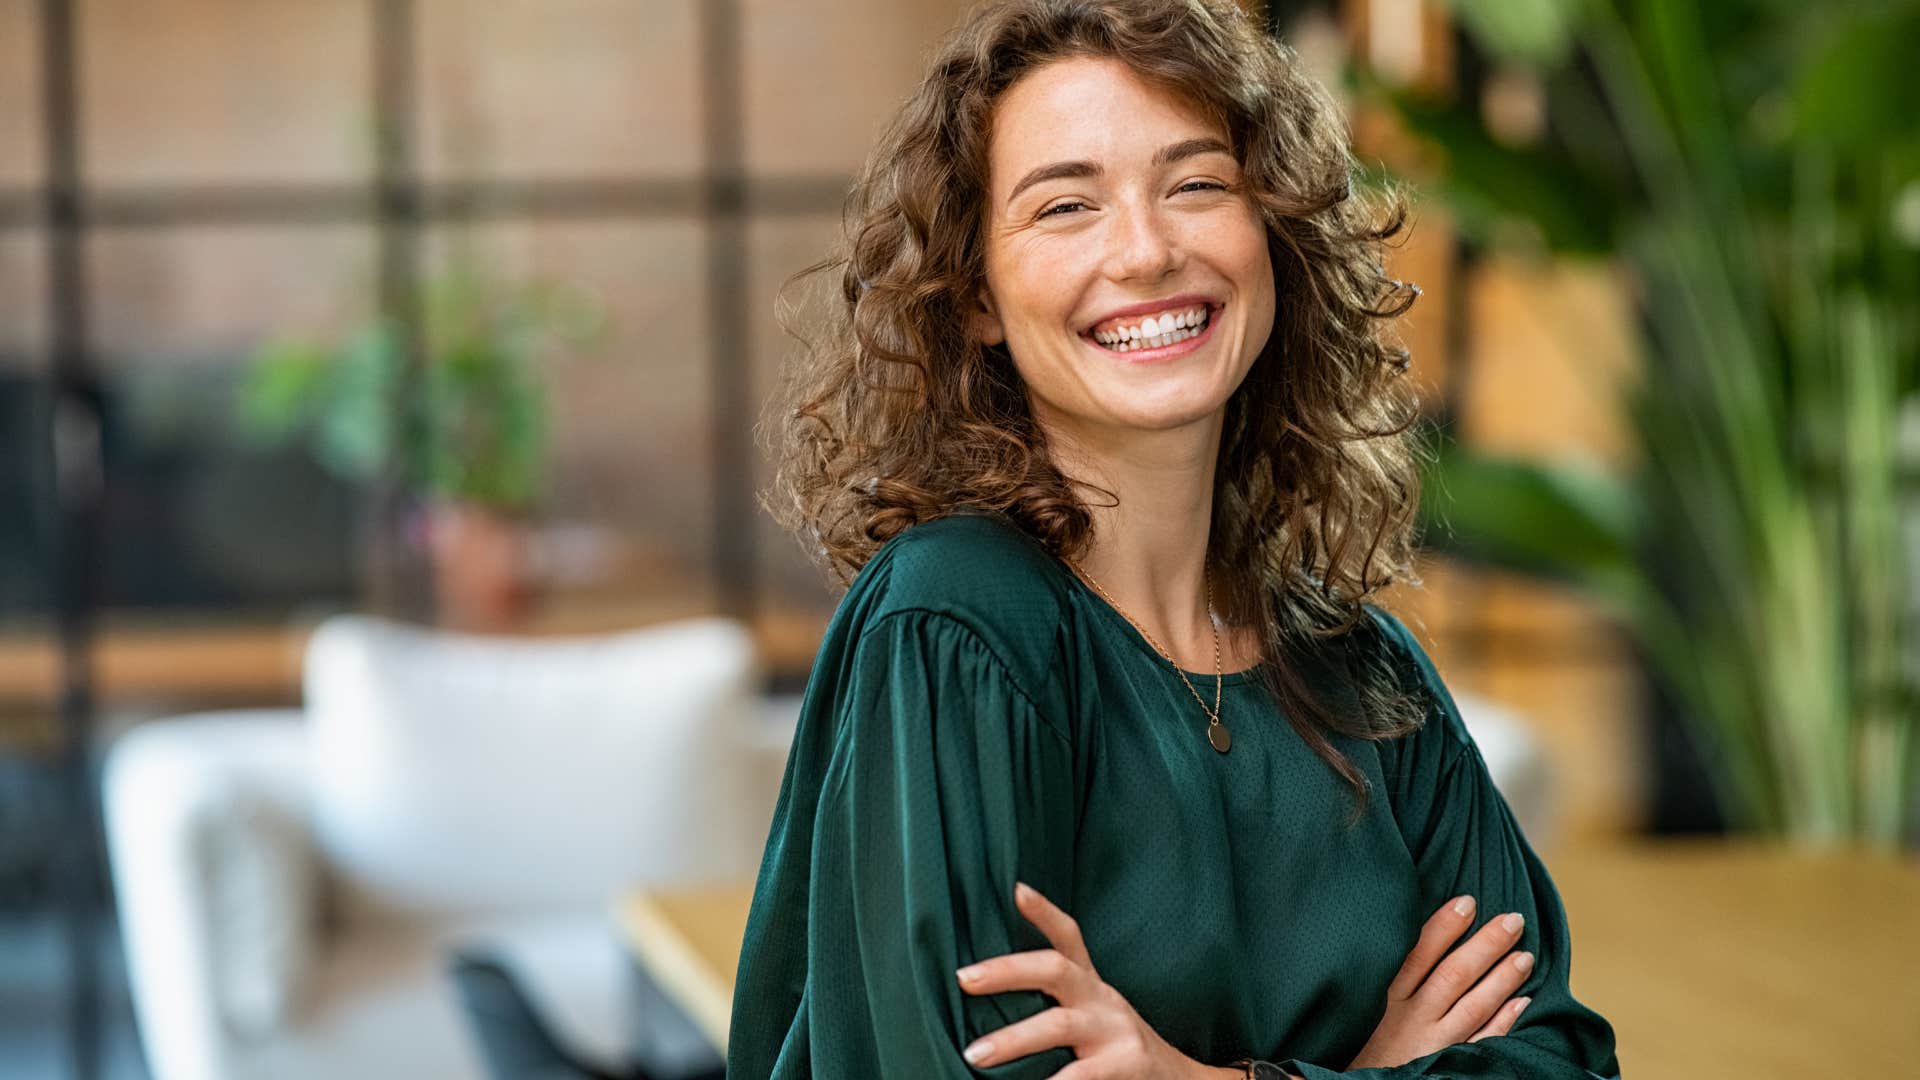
[732, 2, 1621, 1079]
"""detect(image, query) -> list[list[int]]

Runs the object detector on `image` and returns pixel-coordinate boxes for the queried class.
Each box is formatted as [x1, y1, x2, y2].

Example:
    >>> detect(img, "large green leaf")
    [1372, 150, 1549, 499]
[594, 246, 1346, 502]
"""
[1418, 444, 1638, 589]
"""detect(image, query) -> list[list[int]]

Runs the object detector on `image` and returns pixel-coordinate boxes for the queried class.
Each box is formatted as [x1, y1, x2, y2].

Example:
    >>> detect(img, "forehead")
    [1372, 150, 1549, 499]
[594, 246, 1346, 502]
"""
[986, 56, 1226, 189]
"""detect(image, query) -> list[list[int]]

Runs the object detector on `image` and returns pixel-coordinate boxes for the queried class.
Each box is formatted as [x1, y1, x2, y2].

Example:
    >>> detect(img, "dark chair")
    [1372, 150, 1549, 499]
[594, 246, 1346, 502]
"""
[449, 948, 634, 1080]
[448, 947, 730, 1080]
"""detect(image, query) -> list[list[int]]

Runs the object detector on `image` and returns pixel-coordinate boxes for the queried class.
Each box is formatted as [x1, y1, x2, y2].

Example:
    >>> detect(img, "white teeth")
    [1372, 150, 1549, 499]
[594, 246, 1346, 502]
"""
[1102, 317, 1206, 352]
[1090, 305, 1212, 348]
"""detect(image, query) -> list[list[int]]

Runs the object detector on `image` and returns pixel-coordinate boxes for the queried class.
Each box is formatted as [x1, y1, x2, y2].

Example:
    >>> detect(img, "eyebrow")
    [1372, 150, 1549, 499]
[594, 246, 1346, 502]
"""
[1005, 136, 1234, 206]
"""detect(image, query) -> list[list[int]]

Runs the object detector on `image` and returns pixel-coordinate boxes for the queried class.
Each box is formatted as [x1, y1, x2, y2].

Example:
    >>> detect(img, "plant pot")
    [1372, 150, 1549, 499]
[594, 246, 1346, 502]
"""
[423, 500, 538, 632]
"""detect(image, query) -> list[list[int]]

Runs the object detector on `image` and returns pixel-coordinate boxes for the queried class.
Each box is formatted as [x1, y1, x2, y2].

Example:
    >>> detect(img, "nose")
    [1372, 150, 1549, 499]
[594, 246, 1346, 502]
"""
[1105, 200, 1180, 283]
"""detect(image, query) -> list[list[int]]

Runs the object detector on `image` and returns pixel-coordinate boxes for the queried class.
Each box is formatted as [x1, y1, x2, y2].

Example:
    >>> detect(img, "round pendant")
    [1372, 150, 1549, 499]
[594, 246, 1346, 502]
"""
[1207, 720, 1232, 754]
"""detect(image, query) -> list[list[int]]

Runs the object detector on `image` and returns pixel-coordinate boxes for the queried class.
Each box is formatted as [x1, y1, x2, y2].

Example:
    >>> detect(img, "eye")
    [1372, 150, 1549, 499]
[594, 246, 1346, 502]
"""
[1039, 200, 1088, 219]
[1175, 180, 1228, 195]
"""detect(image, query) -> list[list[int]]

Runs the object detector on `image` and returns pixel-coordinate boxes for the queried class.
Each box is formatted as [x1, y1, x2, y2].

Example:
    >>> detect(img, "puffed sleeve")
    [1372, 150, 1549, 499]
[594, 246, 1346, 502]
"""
[1273, 608, 1622, 1080]
[752, 609, 1081, 1078]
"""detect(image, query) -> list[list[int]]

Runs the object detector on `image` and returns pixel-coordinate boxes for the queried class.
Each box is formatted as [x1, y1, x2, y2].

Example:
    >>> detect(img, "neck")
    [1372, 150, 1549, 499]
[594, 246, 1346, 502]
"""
[1039, 403, 1223, 666]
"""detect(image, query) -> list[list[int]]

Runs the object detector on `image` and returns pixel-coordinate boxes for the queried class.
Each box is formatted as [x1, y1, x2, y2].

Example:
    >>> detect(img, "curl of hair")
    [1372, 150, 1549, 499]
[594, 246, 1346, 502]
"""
[760, 0, 1430, 821]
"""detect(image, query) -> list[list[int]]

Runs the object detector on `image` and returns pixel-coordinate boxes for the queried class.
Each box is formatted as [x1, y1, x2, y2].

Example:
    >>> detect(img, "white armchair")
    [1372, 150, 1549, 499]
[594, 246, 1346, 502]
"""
[103, 614, 784, 1080]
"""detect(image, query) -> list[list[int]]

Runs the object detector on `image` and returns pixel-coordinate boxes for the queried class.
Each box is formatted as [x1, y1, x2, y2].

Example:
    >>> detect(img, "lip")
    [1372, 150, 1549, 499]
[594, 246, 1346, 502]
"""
[1079, 298, 1223, 364]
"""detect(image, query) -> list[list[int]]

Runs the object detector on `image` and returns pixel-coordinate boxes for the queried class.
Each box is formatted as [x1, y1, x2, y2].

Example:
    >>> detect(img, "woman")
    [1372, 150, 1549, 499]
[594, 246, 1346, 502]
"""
[729, 1, 1620, 1077]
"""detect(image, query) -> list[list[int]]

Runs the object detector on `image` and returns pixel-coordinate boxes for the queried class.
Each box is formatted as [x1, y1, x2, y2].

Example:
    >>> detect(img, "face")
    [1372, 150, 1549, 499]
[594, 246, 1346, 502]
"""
[971, 56, 1276, 446]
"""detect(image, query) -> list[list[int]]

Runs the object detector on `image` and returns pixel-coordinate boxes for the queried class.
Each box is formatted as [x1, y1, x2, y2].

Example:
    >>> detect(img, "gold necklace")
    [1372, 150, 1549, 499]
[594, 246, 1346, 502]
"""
[1069, 560, 1232, 754]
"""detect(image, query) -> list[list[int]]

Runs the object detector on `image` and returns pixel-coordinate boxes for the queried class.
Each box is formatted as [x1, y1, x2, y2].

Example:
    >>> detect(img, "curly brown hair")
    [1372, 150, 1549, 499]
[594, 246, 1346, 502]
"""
[761, 0, 1430, 814]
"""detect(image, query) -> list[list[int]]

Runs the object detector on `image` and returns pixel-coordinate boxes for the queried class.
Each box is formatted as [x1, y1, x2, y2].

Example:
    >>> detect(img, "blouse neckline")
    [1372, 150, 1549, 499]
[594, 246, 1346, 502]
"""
[1049, 556, 1264, 688]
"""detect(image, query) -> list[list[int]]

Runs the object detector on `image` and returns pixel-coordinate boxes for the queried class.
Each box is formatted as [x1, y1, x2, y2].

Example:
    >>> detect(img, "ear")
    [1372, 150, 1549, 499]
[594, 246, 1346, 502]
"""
[969, 285, 1006, 347]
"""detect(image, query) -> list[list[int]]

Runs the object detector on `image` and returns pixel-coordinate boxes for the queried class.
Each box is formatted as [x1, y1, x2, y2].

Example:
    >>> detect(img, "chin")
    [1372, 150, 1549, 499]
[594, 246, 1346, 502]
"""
[1096, 389, 1233, 432]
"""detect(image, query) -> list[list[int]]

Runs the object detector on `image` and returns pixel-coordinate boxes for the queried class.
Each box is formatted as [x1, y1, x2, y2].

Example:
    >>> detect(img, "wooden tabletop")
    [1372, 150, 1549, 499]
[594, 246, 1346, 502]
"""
[1548, 839, 1920, 1078]
[615, 840, 1920, 1075]
[613, 882, 757, 1055]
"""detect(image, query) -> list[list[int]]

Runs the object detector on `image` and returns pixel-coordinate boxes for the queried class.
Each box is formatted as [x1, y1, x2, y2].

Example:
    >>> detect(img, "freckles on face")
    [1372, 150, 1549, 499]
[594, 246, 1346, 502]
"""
[975, 56, 1276, 437]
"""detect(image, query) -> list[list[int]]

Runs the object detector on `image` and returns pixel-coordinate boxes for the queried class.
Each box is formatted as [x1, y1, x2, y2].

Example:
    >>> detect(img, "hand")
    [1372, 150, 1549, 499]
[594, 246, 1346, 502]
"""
[1346, 895, 1534, 1070]
[954, 880, 1213, 1079]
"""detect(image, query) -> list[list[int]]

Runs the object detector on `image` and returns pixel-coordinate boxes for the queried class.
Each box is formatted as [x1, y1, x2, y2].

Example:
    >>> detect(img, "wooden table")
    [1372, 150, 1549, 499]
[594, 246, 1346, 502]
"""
[1548, 839, 1920, 1078]
[614, 883, 757, 1056]
[615, 841, 1920, 1075]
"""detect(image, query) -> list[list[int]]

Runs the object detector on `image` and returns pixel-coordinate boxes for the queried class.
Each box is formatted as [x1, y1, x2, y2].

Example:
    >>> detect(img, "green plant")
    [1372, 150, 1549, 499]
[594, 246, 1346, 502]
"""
[1363, 0, 1919, 846]
[235, 263, 605, 514]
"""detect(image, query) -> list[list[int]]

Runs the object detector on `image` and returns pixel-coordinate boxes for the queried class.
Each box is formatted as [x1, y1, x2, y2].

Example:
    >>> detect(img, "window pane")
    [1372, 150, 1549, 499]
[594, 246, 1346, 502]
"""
[0, 0, 40, 189]
[0, 232, 44, 623]
[0, 232, 44, 369]
[79, 0, 373, 185]
[86, 225, 379, 610]
[88, 225, 377, 365]
[417, 0, 702, 182]
[743, 0, 967, 175]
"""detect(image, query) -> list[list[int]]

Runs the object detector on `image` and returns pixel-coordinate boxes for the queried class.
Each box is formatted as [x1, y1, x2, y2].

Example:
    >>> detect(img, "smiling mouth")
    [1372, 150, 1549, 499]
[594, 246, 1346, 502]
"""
[1081, 303, 1220, 355]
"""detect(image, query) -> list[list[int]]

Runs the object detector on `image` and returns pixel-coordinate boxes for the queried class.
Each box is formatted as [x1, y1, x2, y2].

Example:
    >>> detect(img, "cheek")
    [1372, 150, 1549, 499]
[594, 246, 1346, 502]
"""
[1245, 248, 1277, 334]
[1213, 216, 1275, 335]
[1001, 245, 1091, 333]
[1201, 210, 1271, 281]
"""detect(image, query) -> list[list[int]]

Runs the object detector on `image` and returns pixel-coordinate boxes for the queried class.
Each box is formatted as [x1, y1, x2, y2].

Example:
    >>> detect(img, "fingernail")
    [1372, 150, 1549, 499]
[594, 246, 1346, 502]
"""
[1451, 895, 1475, 916]
[963, 1039, 994, 1064]
[1514, 951, 1535, 972]
[1502, 912, 1525, 934]
[1513, 996, 1532, 1015]
[956, 965, 982, 984]
[1015, 881, 1034, 902]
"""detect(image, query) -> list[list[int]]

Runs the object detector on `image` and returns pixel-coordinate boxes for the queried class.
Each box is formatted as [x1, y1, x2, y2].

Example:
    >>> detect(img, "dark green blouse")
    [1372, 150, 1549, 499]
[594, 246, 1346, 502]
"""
[727, 512, 1620, 1078]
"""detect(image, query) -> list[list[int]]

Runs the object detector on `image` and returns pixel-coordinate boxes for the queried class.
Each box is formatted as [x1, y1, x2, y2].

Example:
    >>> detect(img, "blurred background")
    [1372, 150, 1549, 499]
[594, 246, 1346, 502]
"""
[0, 1, 1913, 1078]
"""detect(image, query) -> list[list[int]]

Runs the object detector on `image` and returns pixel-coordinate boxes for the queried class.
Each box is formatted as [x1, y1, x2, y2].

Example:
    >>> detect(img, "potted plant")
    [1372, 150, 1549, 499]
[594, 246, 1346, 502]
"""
[235, 262, 605, 630]
[1353, 0, 1918, 847]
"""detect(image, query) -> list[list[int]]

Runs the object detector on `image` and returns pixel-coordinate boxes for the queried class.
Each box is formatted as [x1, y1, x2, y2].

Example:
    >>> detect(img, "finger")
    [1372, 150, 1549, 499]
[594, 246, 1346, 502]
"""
[1387, 895, 1476, 1002]
[956, 948, 1078, 997]
[959, 1005, 1085, 1069]
[1015, 881, 1095, 970]
[1467, 995, 1531, 1042]
[1441, 949, 1535, 1036]
[1414, 911, 1526, 1017]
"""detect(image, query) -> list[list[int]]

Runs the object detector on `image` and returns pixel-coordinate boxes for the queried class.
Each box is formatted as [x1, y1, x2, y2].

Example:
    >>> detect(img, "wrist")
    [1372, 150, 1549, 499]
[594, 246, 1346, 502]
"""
[1221, 1061, 1304, 1080]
